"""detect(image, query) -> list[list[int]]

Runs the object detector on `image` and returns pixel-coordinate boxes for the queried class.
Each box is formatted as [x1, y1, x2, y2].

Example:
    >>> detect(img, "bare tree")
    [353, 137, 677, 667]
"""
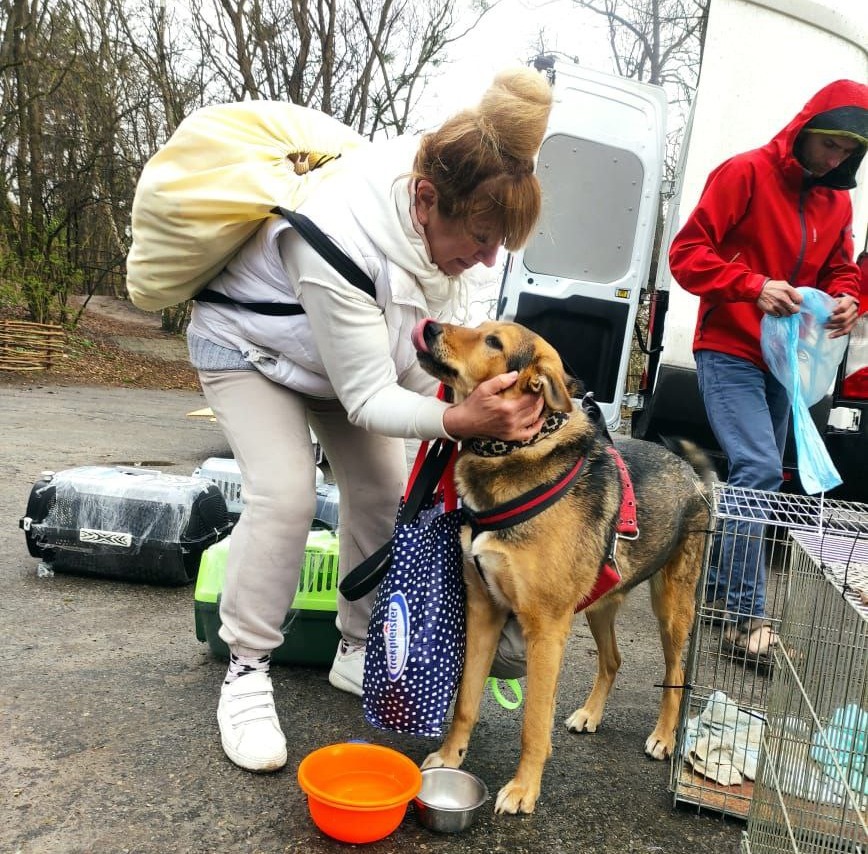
[567, 0, 707, 177]
[0, 0, 499, 328]
[0, 0, 85, 322]
[575, 0, 706, 93]
[191, 0, 498, 137]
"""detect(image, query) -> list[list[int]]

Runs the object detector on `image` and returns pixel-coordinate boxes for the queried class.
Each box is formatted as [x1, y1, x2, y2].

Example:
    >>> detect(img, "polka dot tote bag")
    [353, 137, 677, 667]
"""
[362, 438, 466, 737]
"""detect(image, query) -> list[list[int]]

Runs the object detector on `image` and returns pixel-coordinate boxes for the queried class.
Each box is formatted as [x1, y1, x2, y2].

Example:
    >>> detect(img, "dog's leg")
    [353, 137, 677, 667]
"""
[495, 613, 572, 815]
[564, 594, 623, 734]
[422, 567, 505, 771]
[644, 551, 698, 760]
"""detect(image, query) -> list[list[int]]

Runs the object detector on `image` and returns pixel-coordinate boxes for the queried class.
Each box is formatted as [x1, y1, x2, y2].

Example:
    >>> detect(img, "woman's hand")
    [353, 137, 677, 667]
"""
[442, 372, 545, 441]
[826, 294, 860, 338]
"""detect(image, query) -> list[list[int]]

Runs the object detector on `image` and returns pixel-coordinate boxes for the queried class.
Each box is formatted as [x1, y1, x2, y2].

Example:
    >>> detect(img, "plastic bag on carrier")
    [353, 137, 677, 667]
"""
[760, 287, 847, 494]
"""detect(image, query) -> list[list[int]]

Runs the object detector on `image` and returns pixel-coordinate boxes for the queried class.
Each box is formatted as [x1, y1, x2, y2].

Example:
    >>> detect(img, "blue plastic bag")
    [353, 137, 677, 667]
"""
[760, 287, 847, 494]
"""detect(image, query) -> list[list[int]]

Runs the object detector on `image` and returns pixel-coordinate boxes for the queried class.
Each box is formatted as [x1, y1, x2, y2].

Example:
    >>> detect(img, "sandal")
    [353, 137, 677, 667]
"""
[722, 617, 778, 670]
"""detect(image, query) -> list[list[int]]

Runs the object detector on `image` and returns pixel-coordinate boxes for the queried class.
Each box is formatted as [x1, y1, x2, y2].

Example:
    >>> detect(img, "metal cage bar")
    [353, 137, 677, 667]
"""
[672, 485, 868, 825]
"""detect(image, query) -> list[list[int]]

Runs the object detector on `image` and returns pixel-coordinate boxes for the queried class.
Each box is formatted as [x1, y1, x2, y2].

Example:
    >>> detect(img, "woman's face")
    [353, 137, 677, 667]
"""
[415, 180, 501, 277]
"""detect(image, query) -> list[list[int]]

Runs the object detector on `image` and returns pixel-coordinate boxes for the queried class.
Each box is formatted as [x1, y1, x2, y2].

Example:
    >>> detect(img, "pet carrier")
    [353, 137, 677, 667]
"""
[194, 529, 341, 666]
[20, 466, 232, 585]
[192, 457, 337, 527]
[672, 484, 868, 820]
[740, 531, 867, 854]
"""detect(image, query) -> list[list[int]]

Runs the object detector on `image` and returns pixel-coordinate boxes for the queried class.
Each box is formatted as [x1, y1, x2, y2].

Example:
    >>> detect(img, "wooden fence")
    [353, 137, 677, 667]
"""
[0, 319, 66, 372]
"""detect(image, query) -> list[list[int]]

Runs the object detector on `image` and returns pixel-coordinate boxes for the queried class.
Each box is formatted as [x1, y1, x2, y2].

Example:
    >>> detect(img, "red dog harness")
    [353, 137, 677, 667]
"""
[574, 445, 638, 613]
[464, 443, 639, 612]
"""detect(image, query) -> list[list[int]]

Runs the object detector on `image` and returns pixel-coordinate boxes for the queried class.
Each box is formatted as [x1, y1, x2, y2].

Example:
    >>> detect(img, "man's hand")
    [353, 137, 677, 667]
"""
[826, 294, 860, 339]
[442, 372, 545, 441]
[757, 279, 802, 317]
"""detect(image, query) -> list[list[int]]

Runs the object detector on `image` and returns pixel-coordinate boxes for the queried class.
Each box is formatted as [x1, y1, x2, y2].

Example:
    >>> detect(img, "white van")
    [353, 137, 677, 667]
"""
[496, 61, 667, 430]
[499, 0, 868, 502]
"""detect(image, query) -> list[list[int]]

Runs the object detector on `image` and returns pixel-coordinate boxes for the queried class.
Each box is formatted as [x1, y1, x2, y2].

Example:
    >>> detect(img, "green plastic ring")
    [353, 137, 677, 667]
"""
[487, 677, 524, 710]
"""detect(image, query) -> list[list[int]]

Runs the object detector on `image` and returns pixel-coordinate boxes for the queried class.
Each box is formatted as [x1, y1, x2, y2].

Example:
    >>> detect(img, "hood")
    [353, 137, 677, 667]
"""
[767, 79, 868, 190]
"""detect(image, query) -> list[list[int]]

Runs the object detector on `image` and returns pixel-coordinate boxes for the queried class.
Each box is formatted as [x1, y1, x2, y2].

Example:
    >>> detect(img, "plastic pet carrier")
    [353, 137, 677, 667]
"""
[20, 466, 232, 585]
[194, 529, 341, 665]
[192, 457, 338, 528]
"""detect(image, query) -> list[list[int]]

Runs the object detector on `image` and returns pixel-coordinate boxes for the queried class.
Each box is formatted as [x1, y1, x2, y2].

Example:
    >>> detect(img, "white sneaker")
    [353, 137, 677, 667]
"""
[328, 639, 365, 697]
[217, 672, 287, 772]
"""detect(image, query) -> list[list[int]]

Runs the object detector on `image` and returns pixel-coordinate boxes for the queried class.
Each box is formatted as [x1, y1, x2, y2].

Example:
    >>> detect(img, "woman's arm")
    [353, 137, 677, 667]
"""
[281, 229, 543, 441]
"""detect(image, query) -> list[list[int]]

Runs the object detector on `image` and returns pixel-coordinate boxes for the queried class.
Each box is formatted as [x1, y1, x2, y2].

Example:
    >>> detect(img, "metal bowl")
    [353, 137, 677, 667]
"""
[413, 767, 489, 833]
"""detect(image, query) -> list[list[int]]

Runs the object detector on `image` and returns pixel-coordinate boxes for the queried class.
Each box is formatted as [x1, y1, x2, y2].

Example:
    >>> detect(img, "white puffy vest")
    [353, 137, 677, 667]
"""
[187, 216, 431, 397]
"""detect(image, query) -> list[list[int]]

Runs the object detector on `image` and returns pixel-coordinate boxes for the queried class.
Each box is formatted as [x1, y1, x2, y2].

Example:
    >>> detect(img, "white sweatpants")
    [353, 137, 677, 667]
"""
[198, 369, 407, 656]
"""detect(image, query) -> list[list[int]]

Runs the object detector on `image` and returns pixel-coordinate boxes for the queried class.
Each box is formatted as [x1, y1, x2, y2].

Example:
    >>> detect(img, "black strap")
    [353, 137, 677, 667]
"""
[194, 207, 376, 313]
[194, 289, 306, 316]
[337, 539, 392, 602]
[338, 438, 458, 601]
[400, 438, 457, 523]
[273, 207, 376, 299]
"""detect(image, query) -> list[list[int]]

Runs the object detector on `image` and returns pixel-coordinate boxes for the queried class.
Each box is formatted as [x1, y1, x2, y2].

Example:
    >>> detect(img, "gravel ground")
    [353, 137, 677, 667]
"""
[1, 307, 744, 852]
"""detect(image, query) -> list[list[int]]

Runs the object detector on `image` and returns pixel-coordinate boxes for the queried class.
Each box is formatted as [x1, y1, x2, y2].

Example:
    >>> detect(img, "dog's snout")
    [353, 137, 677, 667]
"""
[411, 318, 442, 354]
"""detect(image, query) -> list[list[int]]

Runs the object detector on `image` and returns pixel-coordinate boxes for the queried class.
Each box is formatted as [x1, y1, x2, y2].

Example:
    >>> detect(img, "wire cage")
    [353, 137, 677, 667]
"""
[740, 531, 868, 854]
[671, 483, 868, 820]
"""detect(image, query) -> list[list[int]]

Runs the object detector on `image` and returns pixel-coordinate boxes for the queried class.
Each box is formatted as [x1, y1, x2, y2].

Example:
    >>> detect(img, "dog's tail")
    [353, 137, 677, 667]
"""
[659, 436, 717, 494]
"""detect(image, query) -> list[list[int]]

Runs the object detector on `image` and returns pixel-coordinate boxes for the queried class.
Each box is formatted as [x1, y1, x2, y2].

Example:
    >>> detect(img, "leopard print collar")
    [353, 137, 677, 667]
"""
[468, 411, 570, 457]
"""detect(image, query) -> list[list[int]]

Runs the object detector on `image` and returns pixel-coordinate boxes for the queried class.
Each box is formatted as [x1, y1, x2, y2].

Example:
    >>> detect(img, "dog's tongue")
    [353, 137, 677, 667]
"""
[411, 319, 430, 354]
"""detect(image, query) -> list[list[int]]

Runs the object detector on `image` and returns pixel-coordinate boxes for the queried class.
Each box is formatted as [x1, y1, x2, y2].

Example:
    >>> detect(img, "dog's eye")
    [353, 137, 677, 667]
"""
[484, 335, 503, 351]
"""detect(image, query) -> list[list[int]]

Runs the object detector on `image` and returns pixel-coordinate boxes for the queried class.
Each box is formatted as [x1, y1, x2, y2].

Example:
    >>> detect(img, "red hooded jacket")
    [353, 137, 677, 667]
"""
[669, 79, 868, 368]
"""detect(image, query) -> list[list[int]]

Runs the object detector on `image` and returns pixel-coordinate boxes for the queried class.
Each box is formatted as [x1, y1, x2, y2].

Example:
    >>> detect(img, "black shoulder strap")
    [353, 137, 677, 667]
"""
[272, 207, 376, 300]
[194, 207, 376, 314]
[193, 289, 305, 316]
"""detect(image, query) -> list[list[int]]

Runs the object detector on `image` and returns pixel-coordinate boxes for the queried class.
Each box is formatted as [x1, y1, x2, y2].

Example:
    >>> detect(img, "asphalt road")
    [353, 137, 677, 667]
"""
[1, 382, 744, 853]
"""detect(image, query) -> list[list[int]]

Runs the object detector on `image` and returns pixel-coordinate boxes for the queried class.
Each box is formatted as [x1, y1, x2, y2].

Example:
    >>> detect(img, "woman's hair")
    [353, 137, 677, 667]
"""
[413, 67, 553, 251]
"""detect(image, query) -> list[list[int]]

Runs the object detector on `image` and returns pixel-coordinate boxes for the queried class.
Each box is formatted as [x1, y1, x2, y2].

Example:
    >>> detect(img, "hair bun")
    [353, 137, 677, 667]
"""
[478, 67, 553, 162]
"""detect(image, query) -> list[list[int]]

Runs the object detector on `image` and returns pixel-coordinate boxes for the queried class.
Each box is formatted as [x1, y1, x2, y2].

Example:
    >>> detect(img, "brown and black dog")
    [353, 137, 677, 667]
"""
[412, 318, 714, 815]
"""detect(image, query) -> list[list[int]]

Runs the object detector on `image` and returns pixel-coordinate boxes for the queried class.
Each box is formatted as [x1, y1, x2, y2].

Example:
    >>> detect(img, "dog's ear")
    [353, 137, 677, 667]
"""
[528, 363, 573, 413]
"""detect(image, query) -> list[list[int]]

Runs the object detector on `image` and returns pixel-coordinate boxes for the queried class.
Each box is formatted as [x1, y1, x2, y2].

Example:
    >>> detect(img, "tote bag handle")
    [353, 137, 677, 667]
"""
[402, 383, 457, 515]
[339, 385, 458, 601]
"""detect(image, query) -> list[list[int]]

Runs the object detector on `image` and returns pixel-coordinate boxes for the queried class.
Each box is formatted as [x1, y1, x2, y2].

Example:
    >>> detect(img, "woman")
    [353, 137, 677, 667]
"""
[186, 67, 554, 772]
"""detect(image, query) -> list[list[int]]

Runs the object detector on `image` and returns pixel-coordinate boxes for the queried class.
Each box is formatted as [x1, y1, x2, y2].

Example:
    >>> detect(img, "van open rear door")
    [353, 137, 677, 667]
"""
[497, 63, 667, 430]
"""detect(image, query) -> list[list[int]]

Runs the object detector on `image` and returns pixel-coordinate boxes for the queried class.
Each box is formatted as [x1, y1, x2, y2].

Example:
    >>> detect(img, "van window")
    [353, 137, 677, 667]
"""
[525, 133, 644, 283]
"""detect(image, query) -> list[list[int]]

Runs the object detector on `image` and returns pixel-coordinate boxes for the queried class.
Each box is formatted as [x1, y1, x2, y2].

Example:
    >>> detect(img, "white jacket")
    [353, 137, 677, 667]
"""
[187, 136, 469, 440]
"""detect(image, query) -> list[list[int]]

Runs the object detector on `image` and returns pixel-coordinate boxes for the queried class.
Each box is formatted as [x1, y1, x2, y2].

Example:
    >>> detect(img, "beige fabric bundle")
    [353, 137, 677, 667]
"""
[126, 101, 367, 311]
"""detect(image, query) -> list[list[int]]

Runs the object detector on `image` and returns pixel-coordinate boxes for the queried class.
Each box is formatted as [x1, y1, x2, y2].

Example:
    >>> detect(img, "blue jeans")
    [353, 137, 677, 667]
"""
[695, 350, 790, 623]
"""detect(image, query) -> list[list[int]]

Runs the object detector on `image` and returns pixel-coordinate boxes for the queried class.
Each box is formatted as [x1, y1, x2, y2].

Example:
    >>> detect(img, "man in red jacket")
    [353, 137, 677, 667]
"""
[669, 79, 867, 666]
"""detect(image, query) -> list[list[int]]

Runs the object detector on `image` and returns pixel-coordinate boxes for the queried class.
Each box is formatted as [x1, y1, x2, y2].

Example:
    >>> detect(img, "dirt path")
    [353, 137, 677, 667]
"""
[73, 295, 189, 361]
[1, 296, 197, 389]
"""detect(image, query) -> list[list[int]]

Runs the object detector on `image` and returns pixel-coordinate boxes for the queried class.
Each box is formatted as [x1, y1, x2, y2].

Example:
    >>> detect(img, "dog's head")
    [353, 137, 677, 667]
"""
[412, 318, 577, 412]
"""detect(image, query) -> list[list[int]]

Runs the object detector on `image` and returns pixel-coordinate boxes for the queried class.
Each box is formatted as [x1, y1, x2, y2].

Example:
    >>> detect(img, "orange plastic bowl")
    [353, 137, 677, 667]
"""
[297, 743, 422, 844]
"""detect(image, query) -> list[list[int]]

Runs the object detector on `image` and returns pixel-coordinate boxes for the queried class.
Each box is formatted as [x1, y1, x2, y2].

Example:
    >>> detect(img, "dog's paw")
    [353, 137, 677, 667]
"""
[644, 731, 674, 761]
[421, 749, 462, 770]
[494, 779, 539, 815]
[564, 707, 601, 733]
